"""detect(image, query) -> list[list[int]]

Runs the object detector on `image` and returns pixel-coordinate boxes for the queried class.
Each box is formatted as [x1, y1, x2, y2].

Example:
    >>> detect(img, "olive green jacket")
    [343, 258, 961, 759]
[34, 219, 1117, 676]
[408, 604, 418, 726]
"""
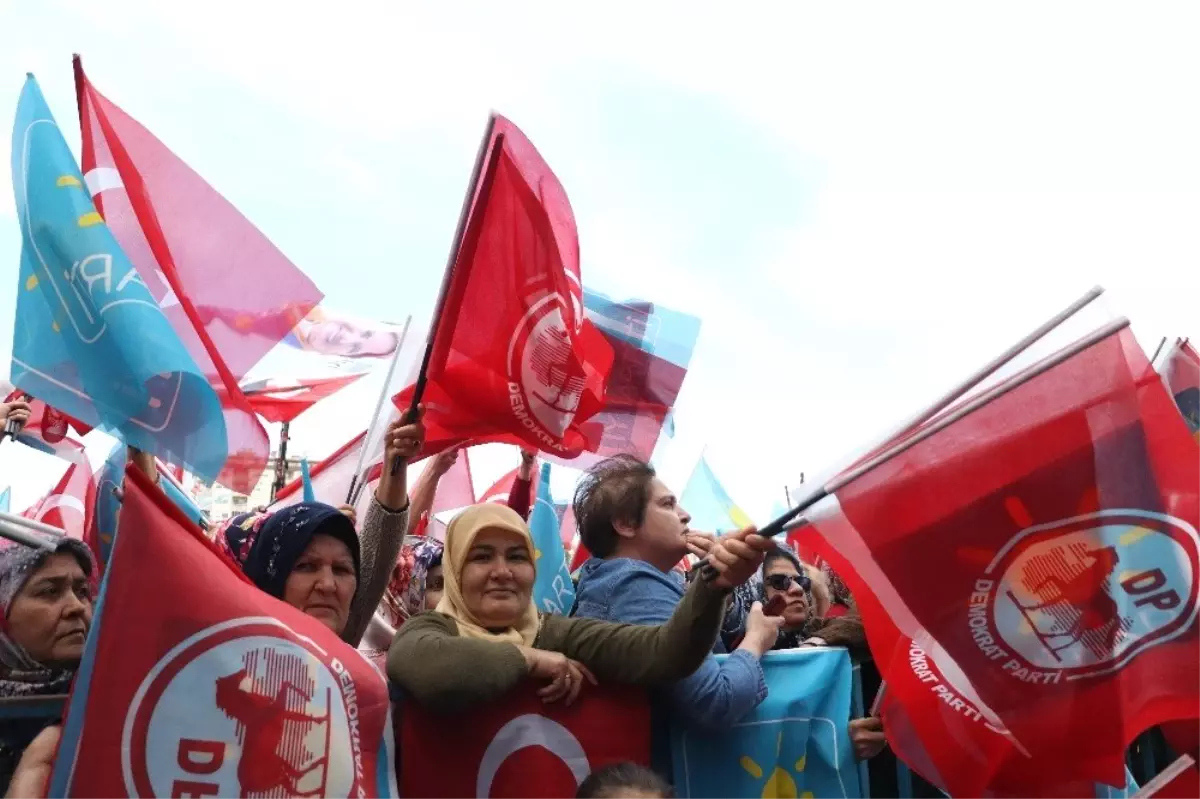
[388, 576, 729, 713]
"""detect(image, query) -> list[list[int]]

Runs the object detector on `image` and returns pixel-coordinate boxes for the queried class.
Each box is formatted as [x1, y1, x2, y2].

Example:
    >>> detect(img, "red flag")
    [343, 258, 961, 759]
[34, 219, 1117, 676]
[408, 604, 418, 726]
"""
[54, 467, 396, 797]
[393, 115, 613, 457]
[805, 323, 1200, 790]
[241, 373, 368, 424]
[401, 681, 649, 798]
[21, 441, 96, 545]
[3, 390, 91, 450]
[73, 57, 317, 493]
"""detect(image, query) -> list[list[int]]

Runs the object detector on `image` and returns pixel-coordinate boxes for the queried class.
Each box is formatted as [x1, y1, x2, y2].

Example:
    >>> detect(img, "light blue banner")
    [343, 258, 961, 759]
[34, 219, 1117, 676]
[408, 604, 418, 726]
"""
[530, 462, 575, 615]
[672, 647, 864, 798]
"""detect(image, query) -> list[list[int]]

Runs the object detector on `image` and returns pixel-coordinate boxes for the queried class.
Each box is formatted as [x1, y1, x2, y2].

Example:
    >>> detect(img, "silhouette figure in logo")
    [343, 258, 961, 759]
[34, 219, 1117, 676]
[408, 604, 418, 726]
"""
[1009, 544, 1124, 662]
[214, 668, 332, 797]
[529, 325, 586, 415]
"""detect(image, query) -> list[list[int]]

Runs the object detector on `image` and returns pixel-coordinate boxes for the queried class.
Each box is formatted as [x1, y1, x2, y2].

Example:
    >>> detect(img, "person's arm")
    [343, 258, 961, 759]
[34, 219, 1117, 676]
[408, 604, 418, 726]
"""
[505, 449, 536, 519]
[560, 568, 770, 729]
[341, 413, 421, 646]
[387, 612, 529, 713]
[405, 449, 458, 535]
[540, 571, 733, 689]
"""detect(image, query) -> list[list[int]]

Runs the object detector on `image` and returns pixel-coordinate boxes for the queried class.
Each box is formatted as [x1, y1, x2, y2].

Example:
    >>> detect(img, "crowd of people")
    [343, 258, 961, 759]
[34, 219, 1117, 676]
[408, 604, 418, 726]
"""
[0, 398, 925, 797]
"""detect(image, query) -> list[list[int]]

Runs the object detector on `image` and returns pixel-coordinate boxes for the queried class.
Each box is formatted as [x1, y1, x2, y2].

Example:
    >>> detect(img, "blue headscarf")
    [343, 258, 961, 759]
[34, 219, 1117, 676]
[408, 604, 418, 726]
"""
[217, 502, 361, 599]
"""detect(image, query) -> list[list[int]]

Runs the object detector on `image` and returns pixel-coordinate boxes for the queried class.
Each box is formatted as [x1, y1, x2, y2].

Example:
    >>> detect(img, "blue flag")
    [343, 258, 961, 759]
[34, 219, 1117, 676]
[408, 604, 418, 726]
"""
[0, 486, 9, 513]
[680, 456, 753, 534]
[301, 457, 315, 502]
[530, 462, 575, 614]
[672, 648, 864, 798]
[92, 441, 127, 568]
[9, 75, 227, 483]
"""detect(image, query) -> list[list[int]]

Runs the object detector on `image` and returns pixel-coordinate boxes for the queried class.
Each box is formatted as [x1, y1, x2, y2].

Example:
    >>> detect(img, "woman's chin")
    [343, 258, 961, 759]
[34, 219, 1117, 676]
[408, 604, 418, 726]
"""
[305, 607, 344, 634]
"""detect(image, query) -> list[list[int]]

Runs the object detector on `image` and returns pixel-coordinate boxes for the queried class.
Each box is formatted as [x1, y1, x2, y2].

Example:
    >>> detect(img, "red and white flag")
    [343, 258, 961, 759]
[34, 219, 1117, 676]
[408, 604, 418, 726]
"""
[241, 372, 369, 425]
[53, 467, 396, 797]
[21, 440, 96, 545]
[393, 115, 613, 458]
[401, 681, 649, 798]
[802, 322, 1200, 791]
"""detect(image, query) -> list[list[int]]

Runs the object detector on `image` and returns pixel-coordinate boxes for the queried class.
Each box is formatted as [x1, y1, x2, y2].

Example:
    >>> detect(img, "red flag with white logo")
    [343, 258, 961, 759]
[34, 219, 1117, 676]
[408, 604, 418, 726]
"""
[803, 322, 1200, 790]
[392, 115, 613, 458]
[53, 467, 396, 797]
[401, 681, 649, 798]
[73, 57, 319, 493]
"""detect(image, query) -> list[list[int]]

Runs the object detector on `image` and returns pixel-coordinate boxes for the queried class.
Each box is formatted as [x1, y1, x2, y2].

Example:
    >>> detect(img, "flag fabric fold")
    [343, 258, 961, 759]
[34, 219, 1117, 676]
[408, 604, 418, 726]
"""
[240, 372, 368, 425]
[74, 57, 320, 492]
[10, 75, 229, 484]
[51, 466, 397, 797]
[802, 323, 1200, 792]
[392, 115, 613, 458]
[1159, 338, 1199, 437]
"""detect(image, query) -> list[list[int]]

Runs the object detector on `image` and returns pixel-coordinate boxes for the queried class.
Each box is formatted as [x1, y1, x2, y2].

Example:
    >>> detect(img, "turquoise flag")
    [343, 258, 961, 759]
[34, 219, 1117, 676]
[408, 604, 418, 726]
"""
[9, 75, 227, 483]
[530, 462, 574, 614]
[679, 456, 752, 534]
[300, 457, 315, 502]
[0, 486, 9, 513]
[672, 648, 863, 798]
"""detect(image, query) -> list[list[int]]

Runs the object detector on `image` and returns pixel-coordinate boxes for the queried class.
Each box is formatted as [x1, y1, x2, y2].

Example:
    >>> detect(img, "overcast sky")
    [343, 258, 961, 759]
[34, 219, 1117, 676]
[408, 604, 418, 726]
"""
[2, 1, 1197, 518]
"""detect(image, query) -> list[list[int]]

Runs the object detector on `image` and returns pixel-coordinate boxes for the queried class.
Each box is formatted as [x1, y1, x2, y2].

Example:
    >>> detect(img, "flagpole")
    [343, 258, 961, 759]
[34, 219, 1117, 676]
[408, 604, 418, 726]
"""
[0, 516, 61, 551]
[1148, 335, 1168, 367]
[347, 315, 412, 504]
[270, 421, 290, 503]
[840, 284, 1099, 470]
[390, 115, 504, 476]
[776, 317, 1133, 537]
[697, 314, 1130, 583]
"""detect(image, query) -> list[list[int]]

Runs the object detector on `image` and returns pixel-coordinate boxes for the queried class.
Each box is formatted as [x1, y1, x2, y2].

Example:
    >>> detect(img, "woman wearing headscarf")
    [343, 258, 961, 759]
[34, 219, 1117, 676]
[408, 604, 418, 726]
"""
[0, 539, 93, 793]
[388, 503, 772, 713]
[217, 415, 422, 645]
[358, 536, 444, 669]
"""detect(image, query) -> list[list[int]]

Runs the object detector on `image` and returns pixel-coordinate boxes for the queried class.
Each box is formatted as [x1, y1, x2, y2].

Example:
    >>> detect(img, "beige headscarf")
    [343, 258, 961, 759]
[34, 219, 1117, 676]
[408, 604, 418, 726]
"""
[434, 503, 541, 646]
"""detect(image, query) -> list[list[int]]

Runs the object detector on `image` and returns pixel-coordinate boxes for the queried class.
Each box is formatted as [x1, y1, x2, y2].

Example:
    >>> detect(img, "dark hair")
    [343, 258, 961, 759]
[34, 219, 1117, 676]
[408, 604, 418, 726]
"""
[576, 762, 673, 798]
[763, 547, 802, 574]
[573, 456, 657, 558]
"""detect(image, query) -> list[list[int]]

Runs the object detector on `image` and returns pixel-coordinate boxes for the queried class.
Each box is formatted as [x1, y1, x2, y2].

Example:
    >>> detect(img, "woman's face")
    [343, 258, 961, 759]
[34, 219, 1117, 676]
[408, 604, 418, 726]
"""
[460, 529, 535, 630]
[283, 534, 357, 635]
[763, 559, 810, 631]
[423, 564, 444, 611]
[7, 553, 92, 668]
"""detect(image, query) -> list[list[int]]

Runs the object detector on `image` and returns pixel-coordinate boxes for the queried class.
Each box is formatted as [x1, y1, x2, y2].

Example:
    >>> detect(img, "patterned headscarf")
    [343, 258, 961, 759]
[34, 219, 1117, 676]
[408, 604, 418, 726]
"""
[0, 538, 94, 696]
[380, 536, 444, 627]
[216, 503, 361, 599]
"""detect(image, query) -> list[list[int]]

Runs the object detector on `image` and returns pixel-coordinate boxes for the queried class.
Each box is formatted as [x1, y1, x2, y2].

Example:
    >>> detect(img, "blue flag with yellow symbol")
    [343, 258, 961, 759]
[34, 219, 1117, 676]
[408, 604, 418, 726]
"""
[680, 455, 753, 534]
[530, 462, 575, 615]
[672, 648, 863, 799]
[9, 75, 227, 484]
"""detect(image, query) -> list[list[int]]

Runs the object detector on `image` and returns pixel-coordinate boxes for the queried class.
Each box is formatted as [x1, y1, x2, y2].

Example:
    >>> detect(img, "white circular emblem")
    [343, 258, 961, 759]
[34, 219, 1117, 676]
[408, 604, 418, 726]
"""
[123, 618, 358, 797]
[974, 510, 1199, 679]
[507, 295, 587, 446]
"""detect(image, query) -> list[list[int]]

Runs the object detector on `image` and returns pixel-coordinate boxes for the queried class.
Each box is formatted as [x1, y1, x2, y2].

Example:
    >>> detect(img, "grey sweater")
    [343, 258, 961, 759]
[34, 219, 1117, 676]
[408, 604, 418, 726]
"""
[341, 495, 409, 647]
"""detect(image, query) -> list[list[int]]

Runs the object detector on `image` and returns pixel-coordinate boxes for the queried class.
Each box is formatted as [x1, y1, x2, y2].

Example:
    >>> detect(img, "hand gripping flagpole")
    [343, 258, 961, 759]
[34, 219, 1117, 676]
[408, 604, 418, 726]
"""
[390, 114, 504, 477]
[697, 285, 1111, 582]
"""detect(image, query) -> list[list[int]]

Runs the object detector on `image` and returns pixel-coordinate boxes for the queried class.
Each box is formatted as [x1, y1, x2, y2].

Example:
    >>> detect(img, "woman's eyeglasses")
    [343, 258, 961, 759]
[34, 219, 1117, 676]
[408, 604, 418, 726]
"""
[764, 573, 811, 592]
